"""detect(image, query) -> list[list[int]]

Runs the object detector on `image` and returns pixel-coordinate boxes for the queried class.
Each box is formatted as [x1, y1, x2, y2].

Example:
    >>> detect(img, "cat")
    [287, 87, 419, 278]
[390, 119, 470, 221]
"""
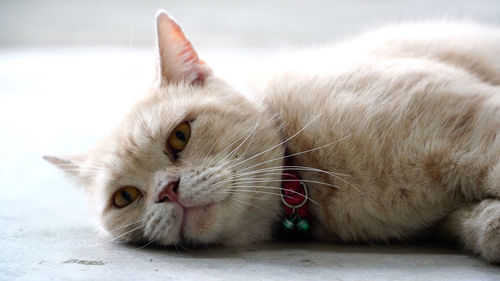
[44, 10, 500, 263]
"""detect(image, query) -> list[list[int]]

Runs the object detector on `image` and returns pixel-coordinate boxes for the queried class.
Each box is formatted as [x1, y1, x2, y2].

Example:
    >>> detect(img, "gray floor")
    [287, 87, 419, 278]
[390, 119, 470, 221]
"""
[1, 1, 500, 280]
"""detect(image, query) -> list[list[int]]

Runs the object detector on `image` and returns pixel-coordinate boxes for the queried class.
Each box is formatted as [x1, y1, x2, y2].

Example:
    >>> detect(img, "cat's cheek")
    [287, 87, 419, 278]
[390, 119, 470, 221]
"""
[181, 204, 217, 242]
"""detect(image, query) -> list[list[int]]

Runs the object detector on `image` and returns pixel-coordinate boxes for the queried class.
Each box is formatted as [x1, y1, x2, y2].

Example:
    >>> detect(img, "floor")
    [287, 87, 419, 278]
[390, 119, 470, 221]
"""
[1, 1, 500, 280]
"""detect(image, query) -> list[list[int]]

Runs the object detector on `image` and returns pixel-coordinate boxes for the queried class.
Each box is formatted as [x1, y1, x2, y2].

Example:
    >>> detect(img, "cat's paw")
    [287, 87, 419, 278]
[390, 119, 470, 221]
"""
[477, 203, 500, 264]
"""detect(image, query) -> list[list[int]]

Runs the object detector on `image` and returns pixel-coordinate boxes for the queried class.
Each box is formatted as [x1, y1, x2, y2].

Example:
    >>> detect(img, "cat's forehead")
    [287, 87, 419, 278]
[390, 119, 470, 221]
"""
[124, 88, 200, 140]
[130, 82, 254, 129]
[92, 80, 258, 174]
[99, 88, 204, 167]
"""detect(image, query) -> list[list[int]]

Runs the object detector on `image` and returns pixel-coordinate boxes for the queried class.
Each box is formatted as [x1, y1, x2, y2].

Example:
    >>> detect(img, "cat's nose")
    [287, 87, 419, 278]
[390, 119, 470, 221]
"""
[156, 179, 180, 203]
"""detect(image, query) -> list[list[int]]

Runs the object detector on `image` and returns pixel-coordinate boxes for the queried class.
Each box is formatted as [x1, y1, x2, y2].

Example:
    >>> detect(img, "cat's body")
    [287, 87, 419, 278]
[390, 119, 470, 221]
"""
[45, 13, 500, 263]
[263, 22, 500, 246]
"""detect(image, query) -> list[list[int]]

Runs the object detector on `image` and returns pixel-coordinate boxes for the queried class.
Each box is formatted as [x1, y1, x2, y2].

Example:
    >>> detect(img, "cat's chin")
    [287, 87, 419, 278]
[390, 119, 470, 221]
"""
[180, 203, 217, 242]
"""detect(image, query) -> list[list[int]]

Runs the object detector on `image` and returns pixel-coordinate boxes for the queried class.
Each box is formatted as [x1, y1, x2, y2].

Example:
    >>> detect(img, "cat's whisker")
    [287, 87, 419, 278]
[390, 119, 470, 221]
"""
[226, 169, 351, 190]
[217, 166, 389, 205]
[231, 172, 285, 180]
[205, 112, 262, 169]
[208, 117, 353, 198]
[214, 191, 271, 201]
[257, 164, 350, 177]
[227, 105, 265, 163]
[173, 243, 181, 254]
[87, 224, 145, 248]
[217, 166, 351, 188]
[234, 155, 360, 195]
[201, 140, 219, 167]
[173, 243, 191, 254]
[106, 224, 144, 244]
[230, 178, 339, 189]
[220, 186, 323, 207]
[231, 106, 262, 161]
[107, 218, 144, 233]
[227, 175, 381, 203]
[224, 196, 276, 216]
[206, 113, 263, 180]
[243, 166, 351, 177]
[205, 133, 248, 168]
[223, 113, 324, 172]
[135, 237, 158, 250]
[215, 105, 262, 167]
[136, 223, 168, 250]
[213, 127, 367, 201]
[219, 189, 321, 209]
[237, 134, 353, 175]
[232, 165, 351, 180]
[174, 241, 193, 253]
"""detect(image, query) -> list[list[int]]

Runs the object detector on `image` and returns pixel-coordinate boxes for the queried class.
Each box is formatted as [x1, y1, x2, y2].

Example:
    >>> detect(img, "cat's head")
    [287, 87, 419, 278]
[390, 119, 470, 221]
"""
[45, 11, 284, 246]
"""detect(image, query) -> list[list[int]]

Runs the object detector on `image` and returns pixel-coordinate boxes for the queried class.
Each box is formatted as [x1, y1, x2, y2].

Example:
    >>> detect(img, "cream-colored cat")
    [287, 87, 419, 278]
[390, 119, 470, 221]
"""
[45, 11, 500, 263]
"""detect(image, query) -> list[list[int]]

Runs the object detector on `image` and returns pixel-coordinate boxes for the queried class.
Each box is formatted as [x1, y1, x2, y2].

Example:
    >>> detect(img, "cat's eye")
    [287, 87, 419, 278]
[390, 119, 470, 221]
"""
[167, 122, 191, 154]
[113, 186, 140, 208]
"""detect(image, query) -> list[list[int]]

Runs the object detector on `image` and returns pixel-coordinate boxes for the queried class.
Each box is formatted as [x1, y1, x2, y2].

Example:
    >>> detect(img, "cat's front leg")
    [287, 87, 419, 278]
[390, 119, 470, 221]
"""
[438, 199, 500, 263]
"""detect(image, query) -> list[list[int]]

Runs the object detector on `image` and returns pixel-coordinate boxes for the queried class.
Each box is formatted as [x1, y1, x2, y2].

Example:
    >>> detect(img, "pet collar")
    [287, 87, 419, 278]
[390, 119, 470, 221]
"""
[280, 169, 310, 235]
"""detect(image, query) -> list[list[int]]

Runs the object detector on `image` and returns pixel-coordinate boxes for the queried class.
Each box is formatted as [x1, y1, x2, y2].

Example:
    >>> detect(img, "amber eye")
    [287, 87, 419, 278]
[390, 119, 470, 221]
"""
[113, 186, 140, 208]
[167, 122, 191, 153]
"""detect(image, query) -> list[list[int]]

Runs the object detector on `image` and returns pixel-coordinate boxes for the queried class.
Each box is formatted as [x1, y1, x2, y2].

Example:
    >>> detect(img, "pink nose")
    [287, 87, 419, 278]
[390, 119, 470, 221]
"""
[156, 180, 179, 203]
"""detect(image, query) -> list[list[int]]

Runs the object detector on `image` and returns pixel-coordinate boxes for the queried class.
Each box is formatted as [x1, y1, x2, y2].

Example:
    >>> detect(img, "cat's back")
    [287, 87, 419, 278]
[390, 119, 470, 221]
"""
[263, 21, 500, 136]
[260, 21, 500, 84]
[356, 21, 500, 84]
[263, 22, 500, 134]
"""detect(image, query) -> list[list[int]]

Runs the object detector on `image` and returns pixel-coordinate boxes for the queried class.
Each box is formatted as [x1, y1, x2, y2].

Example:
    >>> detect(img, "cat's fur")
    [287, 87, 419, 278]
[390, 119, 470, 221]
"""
[45, 11, 500, 263]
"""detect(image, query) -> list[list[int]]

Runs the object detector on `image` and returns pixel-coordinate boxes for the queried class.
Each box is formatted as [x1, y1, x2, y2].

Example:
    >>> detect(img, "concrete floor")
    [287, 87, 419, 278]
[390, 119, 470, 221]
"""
[1, 1, 500, 280]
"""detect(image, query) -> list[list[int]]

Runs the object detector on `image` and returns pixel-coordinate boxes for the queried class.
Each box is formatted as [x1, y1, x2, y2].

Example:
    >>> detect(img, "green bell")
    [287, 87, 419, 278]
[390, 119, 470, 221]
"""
[296, 218, 310, 233]
[281, 218, 295, 231]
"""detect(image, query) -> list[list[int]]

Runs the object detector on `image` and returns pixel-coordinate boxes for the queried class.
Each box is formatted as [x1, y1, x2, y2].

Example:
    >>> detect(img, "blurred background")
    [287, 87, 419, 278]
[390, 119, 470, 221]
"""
[2, 0, 500, 47]
[1, 1, 500, 279]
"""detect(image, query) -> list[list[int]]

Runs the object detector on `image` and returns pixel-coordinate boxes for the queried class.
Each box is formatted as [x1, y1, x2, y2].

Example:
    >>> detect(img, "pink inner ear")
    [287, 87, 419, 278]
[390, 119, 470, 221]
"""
[156, 12, 212, 85]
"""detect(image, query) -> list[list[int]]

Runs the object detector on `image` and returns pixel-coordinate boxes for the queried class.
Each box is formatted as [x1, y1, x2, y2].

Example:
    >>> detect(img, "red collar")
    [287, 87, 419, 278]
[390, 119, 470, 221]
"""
[281, 169, 310, 218]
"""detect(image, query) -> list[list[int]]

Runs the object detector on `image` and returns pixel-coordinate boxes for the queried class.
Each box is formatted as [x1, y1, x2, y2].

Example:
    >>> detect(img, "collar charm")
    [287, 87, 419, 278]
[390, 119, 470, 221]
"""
[280, 169, 310, 236]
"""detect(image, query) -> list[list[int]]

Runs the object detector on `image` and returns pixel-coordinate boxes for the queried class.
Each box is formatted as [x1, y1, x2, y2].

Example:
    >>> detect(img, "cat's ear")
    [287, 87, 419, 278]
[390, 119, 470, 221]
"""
[155, 10, 212, 86]
[43, 154, 87, 182]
